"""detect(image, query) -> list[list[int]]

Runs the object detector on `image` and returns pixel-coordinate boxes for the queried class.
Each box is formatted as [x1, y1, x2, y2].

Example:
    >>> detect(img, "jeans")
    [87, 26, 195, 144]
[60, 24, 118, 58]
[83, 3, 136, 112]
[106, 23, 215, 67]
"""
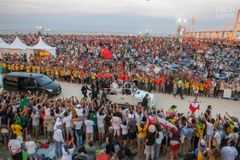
[145, 144, 154, 160]
[154, 143, 161, 159]
[54, 140, 62, 158]
[75, 129, 83, 147]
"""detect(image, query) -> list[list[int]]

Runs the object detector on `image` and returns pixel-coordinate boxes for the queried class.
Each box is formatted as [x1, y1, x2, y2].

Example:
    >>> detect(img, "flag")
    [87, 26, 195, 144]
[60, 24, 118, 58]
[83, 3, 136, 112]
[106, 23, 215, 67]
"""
[189, 102, 200, 113]
[101, 48, 112, 59]
[158, 117, 176, 131]
[39, 50, 51, 58]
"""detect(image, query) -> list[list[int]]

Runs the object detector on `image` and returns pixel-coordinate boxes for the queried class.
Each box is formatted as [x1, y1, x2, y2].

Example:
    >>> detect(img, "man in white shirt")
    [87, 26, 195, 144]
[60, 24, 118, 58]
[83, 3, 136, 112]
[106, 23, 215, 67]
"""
[8, 135, 23, 160]
[53, 122, 64, 159]
[31, 110, 40, 138]
[213, 125, 223, 147]
[62, 111, 73, 139]
[111, 113, 122, 138]
[97, 111, 106, 143]
[221, 139, 238, 160]
[155, 128, 164, 159]
[84, 116, 94, 142]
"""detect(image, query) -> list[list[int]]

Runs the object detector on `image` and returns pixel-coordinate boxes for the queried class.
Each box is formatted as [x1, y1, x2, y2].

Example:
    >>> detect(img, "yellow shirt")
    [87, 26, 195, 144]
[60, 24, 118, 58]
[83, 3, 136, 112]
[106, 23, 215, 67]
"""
[26, 66, 31, 72]
[184, 81, 190, 88]
[137, 125, 148, 139]
[20, 64, 24, 70]
[195, 124, 205, 138]
[199, 83, 204, 91]
[32, 66, 36, 72]
[2, 63, 6, 69]
[15, 65, 19, 71]
[73, 70, 78, 77]
[60, 70, 64, 76]
[11, 124, 22, 137]
[37, 66, 41, 72]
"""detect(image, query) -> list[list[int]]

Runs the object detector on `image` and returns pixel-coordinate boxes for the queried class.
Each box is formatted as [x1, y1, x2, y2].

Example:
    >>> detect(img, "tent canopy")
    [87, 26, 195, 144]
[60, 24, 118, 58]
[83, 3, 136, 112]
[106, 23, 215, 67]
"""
[0, 37, 10, 49]
[30, 37, 56, 57]
[8, 36, 28, 50]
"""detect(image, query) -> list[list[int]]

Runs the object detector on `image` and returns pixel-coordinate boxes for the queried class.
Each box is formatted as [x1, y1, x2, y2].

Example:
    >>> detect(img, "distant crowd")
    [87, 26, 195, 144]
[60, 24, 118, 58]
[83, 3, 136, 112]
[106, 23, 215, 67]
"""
[0, 34, 240, 99]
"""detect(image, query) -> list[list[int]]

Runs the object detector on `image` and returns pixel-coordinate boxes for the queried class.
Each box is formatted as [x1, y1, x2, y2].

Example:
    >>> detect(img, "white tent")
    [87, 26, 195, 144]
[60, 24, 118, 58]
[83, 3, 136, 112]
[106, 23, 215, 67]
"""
[0, 37, 10, 48]
[8, 36, 28, 50]
[29, 37, 56, 57]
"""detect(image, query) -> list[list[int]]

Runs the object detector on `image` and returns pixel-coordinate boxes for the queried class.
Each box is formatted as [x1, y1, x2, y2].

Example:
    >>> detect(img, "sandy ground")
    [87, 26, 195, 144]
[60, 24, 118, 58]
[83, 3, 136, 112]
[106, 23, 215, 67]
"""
[58, 81, 240, 118]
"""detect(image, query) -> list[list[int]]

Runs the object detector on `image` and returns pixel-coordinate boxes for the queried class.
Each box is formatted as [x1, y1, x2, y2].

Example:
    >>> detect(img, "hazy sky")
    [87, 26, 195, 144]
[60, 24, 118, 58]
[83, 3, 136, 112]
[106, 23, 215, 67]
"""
[0, 0, 239, 35]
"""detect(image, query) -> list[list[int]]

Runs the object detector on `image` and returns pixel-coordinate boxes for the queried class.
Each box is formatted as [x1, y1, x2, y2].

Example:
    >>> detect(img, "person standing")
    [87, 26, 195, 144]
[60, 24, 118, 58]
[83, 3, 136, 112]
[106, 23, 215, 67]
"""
[81, 83, 90, 99]
[155, 126, 164, 159]
[25, 135, 38, 160]
[8, 134, 23, 160]
[144, 124, 156, 160]
[141, 94, 149, 111]
[221, 139, 238, 160]
[53, 122, 64, 159]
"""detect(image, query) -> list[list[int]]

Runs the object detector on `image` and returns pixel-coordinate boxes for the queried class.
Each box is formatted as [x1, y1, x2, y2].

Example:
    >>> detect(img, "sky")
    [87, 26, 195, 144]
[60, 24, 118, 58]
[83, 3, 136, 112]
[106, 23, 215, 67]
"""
[0, 0, 239, 35]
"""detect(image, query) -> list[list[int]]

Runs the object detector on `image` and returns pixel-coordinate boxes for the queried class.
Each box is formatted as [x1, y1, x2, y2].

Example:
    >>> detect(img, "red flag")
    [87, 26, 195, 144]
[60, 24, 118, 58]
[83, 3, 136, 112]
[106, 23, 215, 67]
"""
[101, 48, 112, 59]
[189, 102, 200, 113]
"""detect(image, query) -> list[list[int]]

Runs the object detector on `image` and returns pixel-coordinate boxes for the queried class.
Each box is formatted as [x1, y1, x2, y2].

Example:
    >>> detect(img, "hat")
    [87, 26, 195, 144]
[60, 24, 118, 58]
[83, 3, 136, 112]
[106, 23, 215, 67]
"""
[200, 139, 206, 146]
[148, 125, 156, 133]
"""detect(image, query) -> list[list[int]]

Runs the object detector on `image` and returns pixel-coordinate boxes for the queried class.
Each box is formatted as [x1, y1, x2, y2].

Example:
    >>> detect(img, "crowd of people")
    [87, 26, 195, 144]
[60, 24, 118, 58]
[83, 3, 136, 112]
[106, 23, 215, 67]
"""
[0, 34, 239, 160]
[1, 86, 240, 160]
[0, 34, 240, 99]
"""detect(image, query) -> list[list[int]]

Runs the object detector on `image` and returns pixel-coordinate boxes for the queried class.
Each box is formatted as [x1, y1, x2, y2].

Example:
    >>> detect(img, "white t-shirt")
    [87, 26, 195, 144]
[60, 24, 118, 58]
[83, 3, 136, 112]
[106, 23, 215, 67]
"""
[53, 129, 64, 142]
[206, 122, 214, 136]
[63, 114, 72, 128]
[74, 121, 83, 130]
[155, 131, 164, 144]
[61, 147, 74, 160]
[120, 124, 128, 135]
[112, 116, 121, 130]
[25, 141, 37, 154]
[8, 139, 21, 154]
[32, 113, 40, 126]
[85, 120, 94, 133]
[135, 113, 143, 125]
[214, 131, 222, 145]
[44, 107, 51, 117]
[76, 108, 84, 117]
[228, 133, 239, 145]
[97, 114, 105, 128]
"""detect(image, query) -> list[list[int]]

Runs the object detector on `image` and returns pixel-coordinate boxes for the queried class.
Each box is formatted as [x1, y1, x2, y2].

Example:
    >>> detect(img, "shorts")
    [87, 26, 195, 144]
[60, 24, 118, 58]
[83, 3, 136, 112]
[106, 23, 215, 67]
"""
[29, 152, 38, 158]
[114, 129, 121, 136]
[170, 144, 179, 152]
[137, 137, 145, 143]
[122, 134, 128, 140]
[98, 127, 104, 133]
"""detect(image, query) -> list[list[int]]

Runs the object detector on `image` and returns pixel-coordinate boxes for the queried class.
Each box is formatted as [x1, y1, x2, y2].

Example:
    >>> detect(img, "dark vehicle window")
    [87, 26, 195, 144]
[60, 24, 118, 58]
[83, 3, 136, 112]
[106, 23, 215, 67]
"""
[35, 75, 53, 86]
[5, 76, 18, 87]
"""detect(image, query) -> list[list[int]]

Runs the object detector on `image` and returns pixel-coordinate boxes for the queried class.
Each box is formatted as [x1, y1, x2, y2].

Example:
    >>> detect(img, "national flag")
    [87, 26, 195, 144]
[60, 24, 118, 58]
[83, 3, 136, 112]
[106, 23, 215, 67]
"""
[158, 117, 177, 131]
[101, 48, 113, 59]
[39, 50, 51, 58]
[189, 102, 200, 113]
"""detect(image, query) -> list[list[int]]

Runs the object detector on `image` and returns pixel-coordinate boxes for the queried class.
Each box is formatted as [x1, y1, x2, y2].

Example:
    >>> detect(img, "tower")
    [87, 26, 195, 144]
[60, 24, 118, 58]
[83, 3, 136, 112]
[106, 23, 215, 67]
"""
[230, 9, 240, 40]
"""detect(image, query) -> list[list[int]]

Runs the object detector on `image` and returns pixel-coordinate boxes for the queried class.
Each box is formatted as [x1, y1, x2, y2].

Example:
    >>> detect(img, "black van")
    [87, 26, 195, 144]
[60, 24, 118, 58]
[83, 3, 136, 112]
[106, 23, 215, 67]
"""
[3, 72, 62, 96]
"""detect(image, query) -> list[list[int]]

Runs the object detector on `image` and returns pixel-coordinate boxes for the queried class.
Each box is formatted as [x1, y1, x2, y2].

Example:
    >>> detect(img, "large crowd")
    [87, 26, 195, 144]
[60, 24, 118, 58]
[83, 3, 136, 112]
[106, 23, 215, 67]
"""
[0, 34, 240, 99]
[0, 34, 239, 160]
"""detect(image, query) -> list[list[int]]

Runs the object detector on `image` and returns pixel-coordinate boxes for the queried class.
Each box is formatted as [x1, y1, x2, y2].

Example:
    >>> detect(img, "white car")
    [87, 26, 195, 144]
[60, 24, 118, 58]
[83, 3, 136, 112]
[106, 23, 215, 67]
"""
[107, 82, 156, 108]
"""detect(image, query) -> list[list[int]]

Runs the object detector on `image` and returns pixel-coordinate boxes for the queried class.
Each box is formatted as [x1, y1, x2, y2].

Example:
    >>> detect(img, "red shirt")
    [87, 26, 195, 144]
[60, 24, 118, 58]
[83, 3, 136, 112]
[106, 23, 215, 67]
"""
[97, 72, 103, 79]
